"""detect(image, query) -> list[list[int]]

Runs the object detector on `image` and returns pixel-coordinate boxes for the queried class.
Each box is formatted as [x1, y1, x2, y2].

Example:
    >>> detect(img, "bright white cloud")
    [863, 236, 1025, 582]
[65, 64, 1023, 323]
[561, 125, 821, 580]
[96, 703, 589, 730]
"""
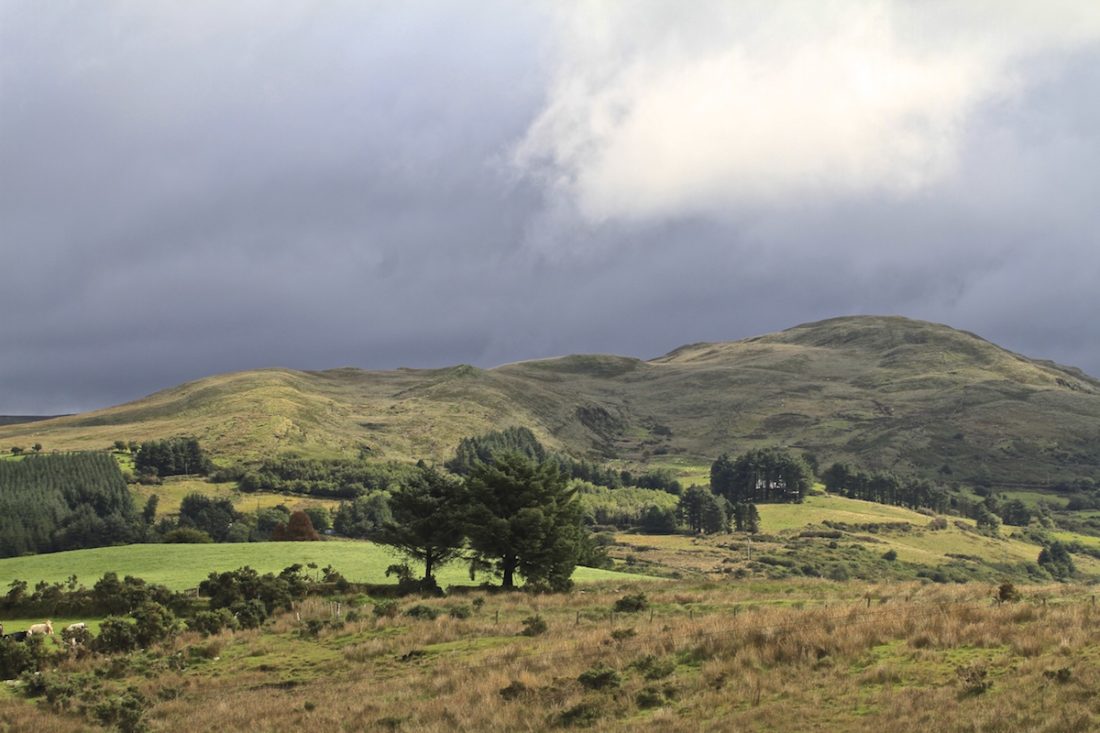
[512, 0, 1100, 223]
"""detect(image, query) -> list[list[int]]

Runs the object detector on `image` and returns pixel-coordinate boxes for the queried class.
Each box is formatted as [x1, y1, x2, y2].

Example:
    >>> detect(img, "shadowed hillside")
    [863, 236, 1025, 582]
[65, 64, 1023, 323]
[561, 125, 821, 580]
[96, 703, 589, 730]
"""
[3, 316, 1100, 484]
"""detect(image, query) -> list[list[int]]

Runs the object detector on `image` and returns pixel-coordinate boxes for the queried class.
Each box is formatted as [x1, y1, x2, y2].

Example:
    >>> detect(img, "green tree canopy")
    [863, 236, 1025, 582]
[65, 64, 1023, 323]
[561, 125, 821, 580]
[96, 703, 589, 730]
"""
[711, 448, 811, 504]
[465, 452, 584, 591]
[373, 465, 468, 589]
[677, 486, 727, 534]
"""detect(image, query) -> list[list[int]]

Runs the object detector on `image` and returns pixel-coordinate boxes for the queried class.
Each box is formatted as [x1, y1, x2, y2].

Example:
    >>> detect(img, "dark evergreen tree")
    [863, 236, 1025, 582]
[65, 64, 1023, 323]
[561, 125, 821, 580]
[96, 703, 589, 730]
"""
[446, 427, 547, 475]
[677, 486, 726, 534]
[333, 493, 392, 537]
[1000, 499, 1031, 527]
[135, 437, 211, 477]
[639, 505, 678, 534]
[141, 495, 159, 525]
[1038, 541, 1076, 580]
[373, 465, 467, 588]
[178, 493, 240, 542]
[465, 452, 584, 591]
[712, 448, 810, 504]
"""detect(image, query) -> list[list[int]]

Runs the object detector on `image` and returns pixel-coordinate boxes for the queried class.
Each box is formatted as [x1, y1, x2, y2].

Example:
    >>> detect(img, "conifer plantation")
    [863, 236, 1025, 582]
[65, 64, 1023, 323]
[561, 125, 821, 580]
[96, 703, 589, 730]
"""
[0, 453, 141, 557]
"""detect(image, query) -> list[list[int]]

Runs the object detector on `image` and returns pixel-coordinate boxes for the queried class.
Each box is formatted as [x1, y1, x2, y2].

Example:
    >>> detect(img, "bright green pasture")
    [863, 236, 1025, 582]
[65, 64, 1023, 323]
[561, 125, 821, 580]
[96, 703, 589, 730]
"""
[999, 489, 1068, 509]
[0, 542, 644, 592]
[753, 493, 1100, 573]
[130, 477, 341, 516]
[757, 493, 933, 532]
[0, 617, 104, 635]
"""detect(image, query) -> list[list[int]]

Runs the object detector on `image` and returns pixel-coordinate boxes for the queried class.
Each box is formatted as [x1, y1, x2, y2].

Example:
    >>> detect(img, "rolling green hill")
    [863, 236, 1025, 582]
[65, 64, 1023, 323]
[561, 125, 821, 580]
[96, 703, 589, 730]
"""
[3, 316, 1099, 484]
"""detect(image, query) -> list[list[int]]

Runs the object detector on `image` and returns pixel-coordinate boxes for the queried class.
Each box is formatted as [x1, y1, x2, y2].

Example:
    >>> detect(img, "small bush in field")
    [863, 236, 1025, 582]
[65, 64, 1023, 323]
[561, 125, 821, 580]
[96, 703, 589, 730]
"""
[578, 665, 621, 690]
[404, 604, 440, 620]
[636, 686, 665, 708]
[613, 593, 648, 613]
[499, 680, 529, 700]
[997, 582, 1021, 603]
[373, 599, 400, 618]
[632, 654, 676, 680]
[520, 615, 547, 637]
[957, 664, 991, 696]
[93, 687, 148, 733]
[93, 618, 139, 654]
[447, 604, 472, 620]
[557, 700, 602, 727]
[1043, 667, 1073, 684]
[187, 609, 239, 637]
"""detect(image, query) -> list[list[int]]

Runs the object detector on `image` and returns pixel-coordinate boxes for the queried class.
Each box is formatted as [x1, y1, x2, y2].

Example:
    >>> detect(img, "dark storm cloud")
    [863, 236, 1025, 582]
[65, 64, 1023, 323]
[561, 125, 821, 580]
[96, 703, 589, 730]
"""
[2, 2, 1100, 413]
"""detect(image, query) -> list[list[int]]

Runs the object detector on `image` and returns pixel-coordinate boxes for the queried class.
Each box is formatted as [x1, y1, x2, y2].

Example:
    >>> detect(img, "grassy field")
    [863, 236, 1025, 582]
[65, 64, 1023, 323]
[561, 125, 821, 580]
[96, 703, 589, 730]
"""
[0, 541, 648, 592]
[130, 477, 342, 516]
[5, 579, 1100, 732]
[4, 490, 1100, 731]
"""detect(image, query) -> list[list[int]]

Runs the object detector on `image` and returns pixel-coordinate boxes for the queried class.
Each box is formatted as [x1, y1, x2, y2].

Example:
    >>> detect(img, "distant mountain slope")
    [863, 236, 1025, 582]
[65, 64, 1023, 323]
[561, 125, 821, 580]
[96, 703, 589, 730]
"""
[3, 316, 1099, 483]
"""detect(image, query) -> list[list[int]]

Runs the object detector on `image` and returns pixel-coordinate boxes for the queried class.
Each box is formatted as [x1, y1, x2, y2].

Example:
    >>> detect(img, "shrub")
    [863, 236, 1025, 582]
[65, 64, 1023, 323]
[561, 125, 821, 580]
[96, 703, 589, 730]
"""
[636, 686, 665, 708]
[94, 618, 139, 654]
[827, 566, 850, 581]
[613, 592, 649, 613]
[578, 665, 621, 690]
[187, 609, 239, 637]
[403, 604, 440, 620]
[372, 599, 400, 618]
[131, 602, 178, 647]
[632, 654, 676, 680]
[557, 701, 602, 727]
[0, 636, 52, 680]
[161, 528, 213, 544]
[230, 599, 268, 629]
[882, 549, 898, 561]
[447, 604, 472, 620]
[499, 680, 529, 701]
[957, 664, 991, 696]
[997, 582, 1021, 603]
[93, 687, 148, 733]
[520, 615, 548, 637]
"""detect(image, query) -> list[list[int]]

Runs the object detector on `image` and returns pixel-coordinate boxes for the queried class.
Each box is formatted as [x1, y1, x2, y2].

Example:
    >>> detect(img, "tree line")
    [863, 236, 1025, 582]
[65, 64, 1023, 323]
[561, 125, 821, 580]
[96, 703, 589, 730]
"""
[341, 451, 589, 592]
[446, 427, 682, 493]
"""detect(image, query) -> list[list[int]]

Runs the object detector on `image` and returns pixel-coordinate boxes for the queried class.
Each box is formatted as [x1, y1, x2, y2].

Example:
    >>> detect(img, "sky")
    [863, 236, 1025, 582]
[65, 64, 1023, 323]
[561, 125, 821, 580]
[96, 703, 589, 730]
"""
[2, 1, 1100, 414]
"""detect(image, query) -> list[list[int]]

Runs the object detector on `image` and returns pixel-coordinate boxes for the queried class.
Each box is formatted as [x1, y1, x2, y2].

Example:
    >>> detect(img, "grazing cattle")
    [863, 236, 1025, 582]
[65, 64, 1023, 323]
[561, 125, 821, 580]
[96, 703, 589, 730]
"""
[64, 622, 86, 633]
[27, 620, 53, 637]
[9, 631, 29, 642]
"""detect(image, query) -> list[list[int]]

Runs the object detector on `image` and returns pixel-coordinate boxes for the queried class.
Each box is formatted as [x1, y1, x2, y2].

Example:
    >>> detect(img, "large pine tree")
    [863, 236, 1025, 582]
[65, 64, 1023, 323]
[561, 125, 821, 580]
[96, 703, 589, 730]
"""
[373, 464, 467, 589]
[464, 452, 584, 591]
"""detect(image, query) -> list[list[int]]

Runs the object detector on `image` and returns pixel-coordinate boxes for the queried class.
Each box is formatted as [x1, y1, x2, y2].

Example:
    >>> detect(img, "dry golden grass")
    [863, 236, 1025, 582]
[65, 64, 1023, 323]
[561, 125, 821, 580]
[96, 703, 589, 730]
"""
[4, 580, 1100, 731]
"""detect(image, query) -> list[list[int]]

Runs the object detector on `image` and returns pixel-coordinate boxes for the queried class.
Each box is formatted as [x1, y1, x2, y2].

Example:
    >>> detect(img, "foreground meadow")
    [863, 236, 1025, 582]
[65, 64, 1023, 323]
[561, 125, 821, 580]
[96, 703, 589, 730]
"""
[2, 579, 1099, 732]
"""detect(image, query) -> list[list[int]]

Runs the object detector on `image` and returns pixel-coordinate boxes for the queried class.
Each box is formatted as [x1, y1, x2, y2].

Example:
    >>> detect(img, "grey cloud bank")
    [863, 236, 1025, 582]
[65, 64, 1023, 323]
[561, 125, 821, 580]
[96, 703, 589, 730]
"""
[2, 2, 1099, 413]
